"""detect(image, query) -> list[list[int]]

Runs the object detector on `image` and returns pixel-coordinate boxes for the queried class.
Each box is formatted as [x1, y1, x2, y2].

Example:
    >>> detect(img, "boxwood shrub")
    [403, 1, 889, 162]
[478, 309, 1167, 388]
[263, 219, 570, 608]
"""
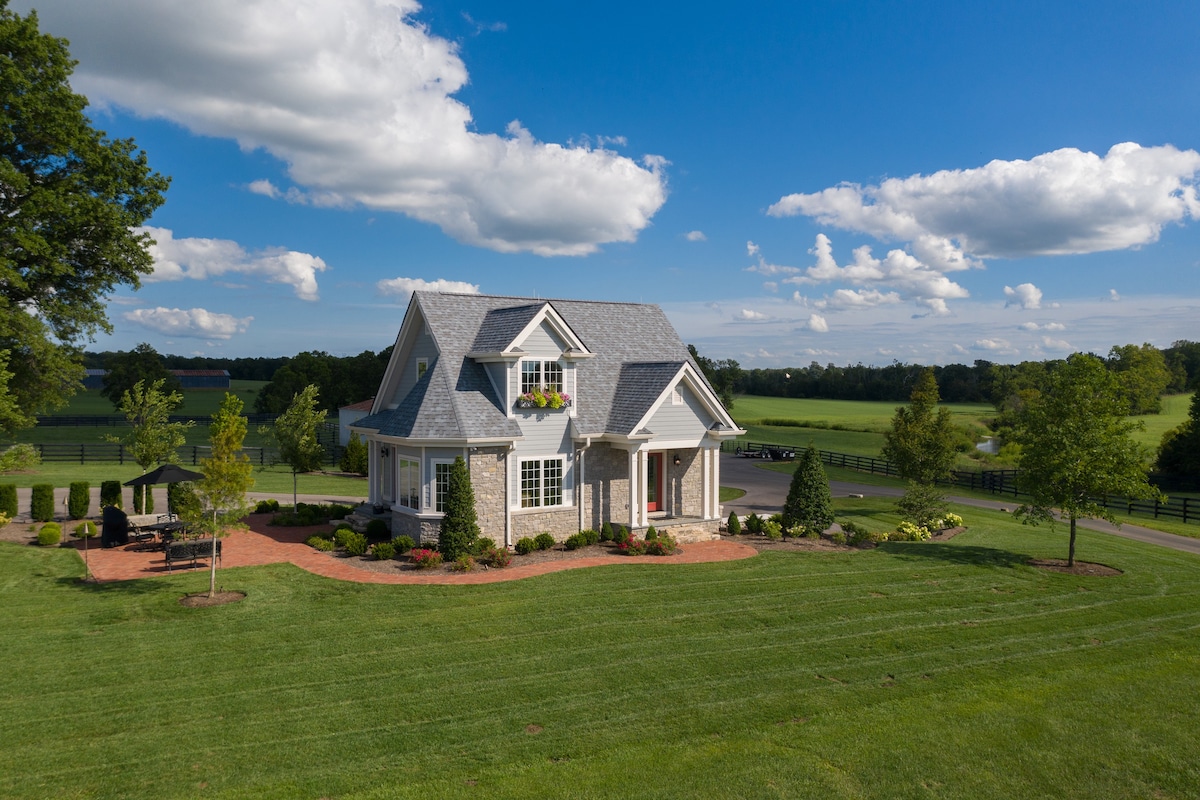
[393, 535, 415, 553]
[37, 522, 62, 546]
[563, 532, 587, 550]
[73, 521, 98, 538]
[515, 537, 537, 555]
[99, 481, 122, 509]
[30, 484, 55, 523]
[0, 484, 16, 518]
[68, 482, 90, 520]
[534, 532, 555, 551]
[370, 541, 396, 560]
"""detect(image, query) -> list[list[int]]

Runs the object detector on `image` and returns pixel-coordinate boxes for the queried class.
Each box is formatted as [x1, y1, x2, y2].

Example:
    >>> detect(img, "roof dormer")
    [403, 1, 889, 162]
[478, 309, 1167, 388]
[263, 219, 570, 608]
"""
[467, 302, 593, 362]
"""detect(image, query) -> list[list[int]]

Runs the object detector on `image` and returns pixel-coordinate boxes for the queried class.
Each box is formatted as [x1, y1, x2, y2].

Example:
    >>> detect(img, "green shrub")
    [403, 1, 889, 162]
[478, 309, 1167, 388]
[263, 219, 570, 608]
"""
[619, 535, 646, 555]
[30, 484, 54, 522]
[645, 525, 658, 541]
[438, 456, 480, 561]
[600, 521, 614, 541]
[305, 535, 335, 551]
[365, 518, 390, 539]
[411, 548, 443, 569]
[614, 525, 632, 546]
[37, 523, 62, 546]
[534, 532, 555, 551]
[254, 499, 280, 514]
[99, 481, 122, 509]
[895, 521, 932, 541]
[644, 532, 678, 556]
[0, 484, 16, 518]
[744, 513, 763, 534]
[271, 502, 353, 526]
[0, 443, 39, 473]
[726, 511, 741, 536]
[581, 528, 600, 545]
[451, 554, 477, 572]
[370, 541, 396, 560]
[515, 537, 537, 555]
[343, 532, 369, 556]
[168, 482, 198, 518]
[763, 520, 782, 541]
[68, 482, 90, 520]
[479, 545, 512, 568]
[131, 484, 154, 514]
[394, 535, 416, 553]
[803, 526, 820, 540]
[73, 521, 98, 538]
[830, 531, 847, 545]
[340, 432, 368, 475]
[564, 533, 587, 550]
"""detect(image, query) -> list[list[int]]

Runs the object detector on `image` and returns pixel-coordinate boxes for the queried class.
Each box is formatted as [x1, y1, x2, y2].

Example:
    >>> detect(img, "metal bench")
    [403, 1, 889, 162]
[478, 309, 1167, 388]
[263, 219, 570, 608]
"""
[165, 539, 222, 572]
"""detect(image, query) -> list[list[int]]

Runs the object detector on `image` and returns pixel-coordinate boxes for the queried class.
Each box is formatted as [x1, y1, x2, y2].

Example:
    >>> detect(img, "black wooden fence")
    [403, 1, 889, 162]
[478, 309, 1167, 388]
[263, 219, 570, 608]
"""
[29, 442, 346, 467]
[35, 413, 281, 427]
[721, 439, 1199, 525]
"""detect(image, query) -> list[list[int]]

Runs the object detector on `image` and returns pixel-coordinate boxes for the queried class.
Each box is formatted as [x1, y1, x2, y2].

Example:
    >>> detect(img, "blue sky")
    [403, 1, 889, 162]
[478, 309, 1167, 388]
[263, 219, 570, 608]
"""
[16, 0, 1200, 366]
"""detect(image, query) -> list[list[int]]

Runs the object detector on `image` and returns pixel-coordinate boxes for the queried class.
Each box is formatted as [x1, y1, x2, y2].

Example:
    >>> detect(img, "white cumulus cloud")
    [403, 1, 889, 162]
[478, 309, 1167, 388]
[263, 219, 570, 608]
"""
[734, 309, 770, 321]
[769, 142, 1200, 263]
[1004, 283, 1043, 309]
[805, 314, 829, 333]
[123, 307, 253, 339]
[377, 276, 481, 300]
[28, 0, 666, 256]
[685, 230, 707, 242]
[140, 226, 327, 301]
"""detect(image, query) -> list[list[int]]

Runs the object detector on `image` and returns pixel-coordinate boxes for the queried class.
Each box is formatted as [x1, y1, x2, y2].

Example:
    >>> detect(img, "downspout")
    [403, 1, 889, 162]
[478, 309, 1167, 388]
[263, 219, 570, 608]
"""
[577, 436, 592, 533]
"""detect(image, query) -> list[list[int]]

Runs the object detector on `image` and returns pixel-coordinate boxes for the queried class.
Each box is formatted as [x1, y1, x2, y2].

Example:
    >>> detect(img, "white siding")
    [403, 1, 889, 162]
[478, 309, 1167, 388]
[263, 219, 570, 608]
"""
[646, 384, 714, 442]
[520, 323, 567, 358]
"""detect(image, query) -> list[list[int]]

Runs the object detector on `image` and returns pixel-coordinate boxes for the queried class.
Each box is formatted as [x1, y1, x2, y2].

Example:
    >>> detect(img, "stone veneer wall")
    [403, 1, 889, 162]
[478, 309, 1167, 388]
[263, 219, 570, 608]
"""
[665, 448, 704, 519]
[389, 512, 441, 546]
[469, 446, 508, 545]
[580, 443, 631, 531]
[511, 508, 578, 541]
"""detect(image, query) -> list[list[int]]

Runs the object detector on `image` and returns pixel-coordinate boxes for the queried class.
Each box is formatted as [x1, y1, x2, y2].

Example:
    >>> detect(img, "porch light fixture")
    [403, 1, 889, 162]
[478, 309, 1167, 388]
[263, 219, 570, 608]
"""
[381, 447, 390, 459]
[673, 454, 681, 466]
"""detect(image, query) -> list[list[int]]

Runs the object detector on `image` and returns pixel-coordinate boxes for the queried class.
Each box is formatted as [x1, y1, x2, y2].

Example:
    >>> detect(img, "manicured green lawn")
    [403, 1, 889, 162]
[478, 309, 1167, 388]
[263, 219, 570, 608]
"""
[35, 380, 268, 417]
[2, 506, 1198, 799]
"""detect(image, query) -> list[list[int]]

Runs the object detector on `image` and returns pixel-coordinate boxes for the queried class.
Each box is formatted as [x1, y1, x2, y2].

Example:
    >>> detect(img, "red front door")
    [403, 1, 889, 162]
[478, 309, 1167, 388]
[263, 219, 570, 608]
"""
[646, 453, 663, 512]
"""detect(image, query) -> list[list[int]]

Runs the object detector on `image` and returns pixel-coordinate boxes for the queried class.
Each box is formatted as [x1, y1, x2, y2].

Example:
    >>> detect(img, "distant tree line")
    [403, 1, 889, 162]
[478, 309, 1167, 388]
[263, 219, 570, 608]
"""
[84, 345, 393, 414]
[690, 340, 1200, 414]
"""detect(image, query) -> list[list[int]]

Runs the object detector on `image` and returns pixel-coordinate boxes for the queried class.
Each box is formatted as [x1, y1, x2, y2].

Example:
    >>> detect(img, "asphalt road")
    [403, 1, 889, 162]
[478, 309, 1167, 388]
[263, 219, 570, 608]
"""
[720, 453, 1200, 557]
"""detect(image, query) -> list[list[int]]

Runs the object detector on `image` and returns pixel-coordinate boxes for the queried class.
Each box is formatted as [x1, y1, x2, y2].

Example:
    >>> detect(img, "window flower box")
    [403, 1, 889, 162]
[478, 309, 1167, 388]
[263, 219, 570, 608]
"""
[515, 387, 572, 410]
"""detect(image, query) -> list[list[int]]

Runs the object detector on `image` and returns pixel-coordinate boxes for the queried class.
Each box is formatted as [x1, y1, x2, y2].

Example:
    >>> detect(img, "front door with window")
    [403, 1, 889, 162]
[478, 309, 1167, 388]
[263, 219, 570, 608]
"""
[646, 452, 663, 513]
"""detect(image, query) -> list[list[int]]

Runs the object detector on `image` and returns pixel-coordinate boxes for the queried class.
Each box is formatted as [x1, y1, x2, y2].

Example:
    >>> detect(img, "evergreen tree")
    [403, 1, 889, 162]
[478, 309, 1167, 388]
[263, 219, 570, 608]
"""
[882, 368, 957, 484]
[340, 431, 368, 475]
[439, 456, 480, 560]
[781, 445, 834, 533]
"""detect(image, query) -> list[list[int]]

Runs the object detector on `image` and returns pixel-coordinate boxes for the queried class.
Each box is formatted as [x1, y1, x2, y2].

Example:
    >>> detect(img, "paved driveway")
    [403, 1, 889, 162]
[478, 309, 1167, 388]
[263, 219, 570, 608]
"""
[719, 453, 1200, 557]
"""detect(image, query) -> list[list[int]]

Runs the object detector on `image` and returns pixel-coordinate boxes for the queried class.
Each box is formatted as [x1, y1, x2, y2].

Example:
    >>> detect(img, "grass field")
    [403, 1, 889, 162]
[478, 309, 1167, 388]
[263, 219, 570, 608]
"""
[729, 393, 1193, 457]
[0, 463, 367, 497]
[1, 503, 1198, 799]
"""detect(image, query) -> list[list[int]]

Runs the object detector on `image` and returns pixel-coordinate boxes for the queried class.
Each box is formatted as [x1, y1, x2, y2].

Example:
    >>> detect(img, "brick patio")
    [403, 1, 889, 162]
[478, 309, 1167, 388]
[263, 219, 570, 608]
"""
[67, 514, 757, 585]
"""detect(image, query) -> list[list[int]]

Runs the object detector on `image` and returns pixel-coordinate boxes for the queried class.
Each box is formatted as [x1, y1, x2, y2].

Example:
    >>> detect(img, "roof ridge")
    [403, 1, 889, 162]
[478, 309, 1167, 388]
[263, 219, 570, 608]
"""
[417, 290, 659, 309]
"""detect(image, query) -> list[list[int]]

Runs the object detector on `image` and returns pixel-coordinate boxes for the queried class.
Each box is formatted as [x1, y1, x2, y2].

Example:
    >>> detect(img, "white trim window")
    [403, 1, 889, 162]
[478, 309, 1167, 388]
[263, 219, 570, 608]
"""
[520, 359, 563, 394]
[433, 461, 453, 512]
[520, 457, 564, 508]
[396, 457, 420, 509]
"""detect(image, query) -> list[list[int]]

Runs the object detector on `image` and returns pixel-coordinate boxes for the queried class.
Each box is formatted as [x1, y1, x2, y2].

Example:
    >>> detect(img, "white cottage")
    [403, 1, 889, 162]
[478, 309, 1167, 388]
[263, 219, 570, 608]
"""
[350, 292, 744, 546]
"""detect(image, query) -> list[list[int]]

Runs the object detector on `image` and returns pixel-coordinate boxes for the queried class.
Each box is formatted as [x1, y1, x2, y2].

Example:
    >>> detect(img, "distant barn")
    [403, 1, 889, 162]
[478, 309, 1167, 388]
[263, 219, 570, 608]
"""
[82, 369, 231, 390]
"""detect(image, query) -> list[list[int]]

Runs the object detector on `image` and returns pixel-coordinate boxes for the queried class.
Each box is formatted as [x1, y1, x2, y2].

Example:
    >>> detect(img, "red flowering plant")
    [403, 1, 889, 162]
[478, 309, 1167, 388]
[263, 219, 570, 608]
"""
[644, 533, 678, 556]
[410, 548, 443, 569]
[618, 535, 647, 556]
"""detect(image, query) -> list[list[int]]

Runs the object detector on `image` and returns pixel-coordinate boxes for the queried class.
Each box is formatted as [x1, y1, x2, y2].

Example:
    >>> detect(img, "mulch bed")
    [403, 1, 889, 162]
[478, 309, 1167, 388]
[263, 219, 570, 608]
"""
[180, 591, 247, 607]
[1026, 558, 1123, 577]
[332, 539, 634, 575]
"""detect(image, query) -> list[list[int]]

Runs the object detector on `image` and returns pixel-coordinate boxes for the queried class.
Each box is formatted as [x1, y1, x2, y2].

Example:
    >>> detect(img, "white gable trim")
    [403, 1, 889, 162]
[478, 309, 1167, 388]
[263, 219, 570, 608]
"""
[372, 295, 439, 413]
[510, 303, 593, 358]
[627, 363, 742, 439]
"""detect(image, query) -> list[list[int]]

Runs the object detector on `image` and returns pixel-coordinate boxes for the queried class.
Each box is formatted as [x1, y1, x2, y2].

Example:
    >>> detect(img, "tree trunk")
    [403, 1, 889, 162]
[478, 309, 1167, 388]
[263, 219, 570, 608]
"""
[1068, 515, 1077, 567]
[293, 470, 298, 510]
[209, 508, 218, 598]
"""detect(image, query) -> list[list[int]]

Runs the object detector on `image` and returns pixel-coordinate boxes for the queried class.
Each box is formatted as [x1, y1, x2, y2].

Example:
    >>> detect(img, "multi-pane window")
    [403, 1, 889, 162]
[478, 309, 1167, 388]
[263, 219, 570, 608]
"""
[520, 458, 564, 508]
[521, 360, 563, 394]
[416, 359, 428, 380]
[396, 458, 419, 509]
[434, 462, 452, 512]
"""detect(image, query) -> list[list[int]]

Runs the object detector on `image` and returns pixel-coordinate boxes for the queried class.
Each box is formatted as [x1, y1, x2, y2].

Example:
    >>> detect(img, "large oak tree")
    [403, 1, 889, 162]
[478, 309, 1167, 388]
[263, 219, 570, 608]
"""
[0, 2, 168, 433]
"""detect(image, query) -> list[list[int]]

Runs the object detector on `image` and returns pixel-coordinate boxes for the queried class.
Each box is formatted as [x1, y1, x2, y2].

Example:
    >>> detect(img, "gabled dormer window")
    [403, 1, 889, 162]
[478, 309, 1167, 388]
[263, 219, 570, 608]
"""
[521, 359, 562, 394]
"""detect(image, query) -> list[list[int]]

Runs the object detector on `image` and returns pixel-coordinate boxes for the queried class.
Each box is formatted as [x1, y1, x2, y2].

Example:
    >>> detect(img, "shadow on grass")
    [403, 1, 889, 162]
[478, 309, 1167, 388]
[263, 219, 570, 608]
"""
[56, 575, 166, 596]
[876, 541, 1031, 568]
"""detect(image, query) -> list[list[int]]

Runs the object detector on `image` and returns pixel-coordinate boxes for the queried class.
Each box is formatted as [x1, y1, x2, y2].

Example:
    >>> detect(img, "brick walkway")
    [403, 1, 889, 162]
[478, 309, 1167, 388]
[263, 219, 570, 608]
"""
[69, 515, 759, 585]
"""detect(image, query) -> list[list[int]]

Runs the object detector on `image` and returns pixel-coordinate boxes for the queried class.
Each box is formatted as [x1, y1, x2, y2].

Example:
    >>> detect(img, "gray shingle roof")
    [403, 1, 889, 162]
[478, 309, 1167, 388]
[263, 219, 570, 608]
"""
[362, 291, 715, 441]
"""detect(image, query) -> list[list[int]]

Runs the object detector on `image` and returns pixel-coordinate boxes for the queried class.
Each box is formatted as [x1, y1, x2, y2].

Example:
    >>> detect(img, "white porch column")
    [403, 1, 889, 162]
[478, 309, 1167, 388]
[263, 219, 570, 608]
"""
[701, 446, 710, 520]
[711, 446, 721, 519]
[505, 447, 515, 548]
[628, 448, 638, 530]
[639, 449, 649, 528]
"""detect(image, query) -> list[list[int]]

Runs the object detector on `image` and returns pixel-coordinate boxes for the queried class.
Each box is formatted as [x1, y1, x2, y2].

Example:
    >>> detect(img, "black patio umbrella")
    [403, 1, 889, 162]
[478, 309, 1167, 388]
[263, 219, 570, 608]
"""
[125, 464, 205, 515]
[123, 464, 205, 487]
